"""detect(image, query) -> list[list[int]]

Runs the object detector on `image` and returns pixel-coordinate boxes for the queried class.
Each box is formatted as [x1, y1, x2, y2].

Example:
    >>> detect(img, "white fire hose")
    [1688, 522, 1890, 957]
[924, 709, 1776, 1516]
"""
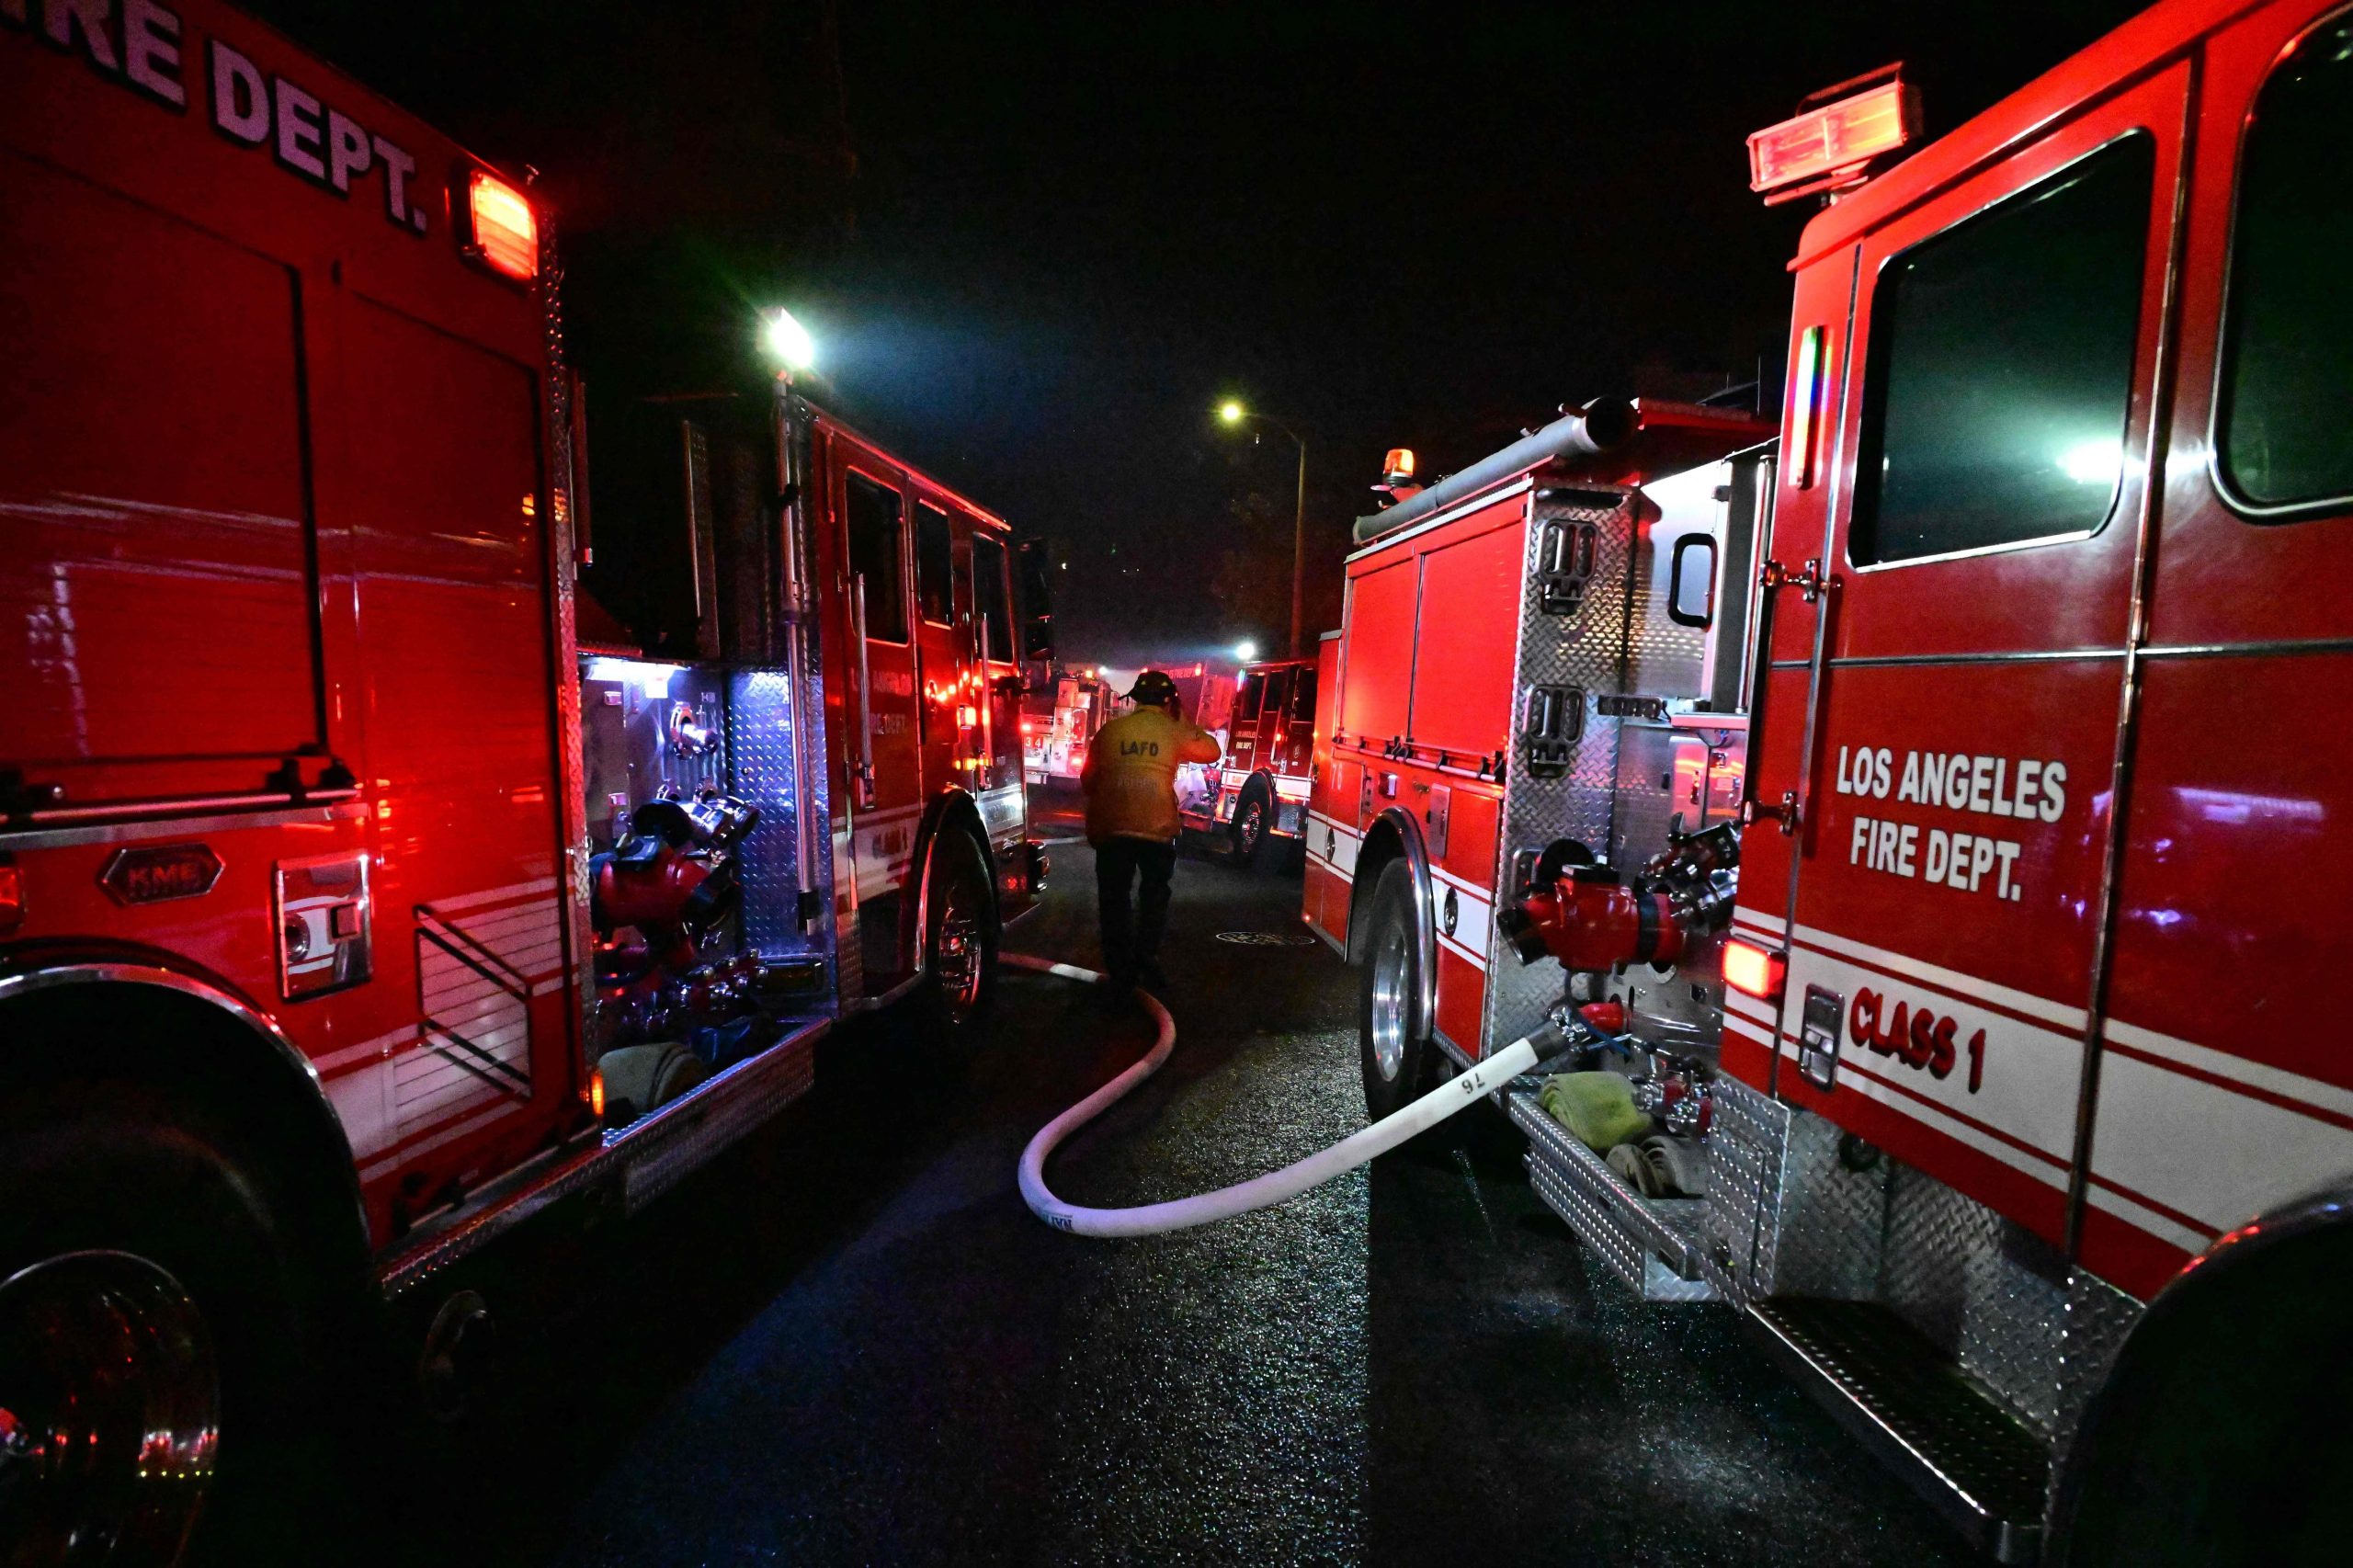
[1006, 952, 1552, 1237]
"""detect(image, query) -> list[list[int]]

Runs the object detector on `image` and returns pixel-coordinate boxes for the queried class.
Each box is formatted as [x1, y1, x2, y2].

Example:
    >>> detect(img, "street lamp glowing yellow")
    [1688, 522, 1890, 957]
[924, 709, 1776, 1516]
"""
[1218, 400, 1245, 425]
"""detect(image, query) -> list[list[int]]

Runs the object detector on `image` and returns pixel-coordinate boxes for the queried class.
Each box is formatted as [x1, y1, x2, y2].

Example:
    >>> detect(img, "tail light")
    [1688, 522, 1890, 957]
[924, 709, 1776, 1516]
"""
[462, 169, 538, 281]
[0, 862, 23, 935]
[1722, 937, 1787, 1003]
[588, 1068, 607, 1120]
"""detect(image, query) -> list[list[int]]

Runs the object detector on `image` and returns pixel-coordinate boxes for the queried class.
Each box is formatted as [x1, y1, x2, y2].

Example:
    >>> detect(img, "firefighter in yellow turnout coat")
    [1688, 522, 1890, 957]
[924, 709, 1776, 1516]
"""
[1080, 670, 1222, 989]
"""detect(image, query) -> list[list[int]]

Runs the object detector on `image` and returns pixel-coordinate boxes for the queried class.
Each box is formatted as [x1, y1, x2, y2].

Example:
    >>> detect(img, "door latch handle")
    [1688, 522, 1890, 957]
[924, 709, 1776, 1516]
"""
[1739, 790, 1801, 835]
[1759, 557, 1830, 605]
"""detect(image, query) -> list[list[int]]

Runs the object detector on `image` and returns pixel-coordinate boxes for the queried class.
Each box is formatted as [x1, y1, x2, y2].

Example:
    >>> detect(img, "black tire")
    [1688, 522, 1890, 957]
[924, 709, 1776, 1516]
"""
[0, 1050, 381, 1566]
[919, 827, 999, 1049]
[1358, 859, 1438, 1119]
[1229, 781, 1272, 869]
[2048, 1222, 2353, 1567]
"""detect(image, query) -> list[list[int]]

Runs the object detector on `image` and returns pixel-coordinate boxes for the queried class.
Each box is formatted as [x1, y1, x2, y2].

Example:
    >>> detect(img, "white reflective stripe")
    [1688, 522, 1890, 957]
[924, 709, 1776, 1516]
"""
[2083, 1183, 2211, 1256]
[1307, 811, 1361, 877]
[327, 1059, 399, 1162]
[1791, 921, 2086, 1030]
[2104, 1017, 2353, 1123]
[1731, 905, 1786, 936]
[424, 876, 560, 914]
[2086, 1050, 2352, 1236]
[1766, 1027, 2070, 1190]
[1435, 929, 1487, 972]
[1428, 864, 1490, 897]
[1429, 879, 1491, 964]
[1722, 989, 1779, 1028]
[1782, 943, 2082, 1164]
[1273, 778, 1312, 801]
[1722, 1013, 1775, 1050]
[358, 1097, 530, 1184]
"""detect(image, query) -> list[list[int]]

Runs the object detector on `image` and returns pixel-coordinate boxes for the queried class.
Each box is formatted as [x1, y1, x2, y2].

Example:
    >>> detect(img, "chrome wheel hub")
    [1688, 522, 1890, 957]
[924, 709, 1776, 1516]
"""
[934, 884, 985, 1016]
[0, 1251, 219, 1565]
[1369, 919, 1411, 1082]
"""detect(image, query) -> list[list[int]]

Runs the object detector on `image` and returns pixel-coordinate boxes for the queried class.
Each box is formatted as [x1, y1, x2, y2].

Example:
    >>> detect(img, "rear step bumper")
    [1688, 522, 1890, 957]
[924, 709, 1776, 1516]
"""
[1745, 1298, 2048, 1563]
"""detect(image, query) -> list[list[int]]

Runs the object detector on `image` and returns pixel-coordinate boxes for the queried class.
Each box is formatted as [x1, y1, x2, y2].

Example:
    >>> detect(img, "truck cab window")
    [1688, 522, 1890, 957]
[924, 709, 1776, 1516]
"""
[916, 502, 954, 625]
[2217, 13, 2353, 514]
[1291, 669, 1317, 725]
[1849, 133, 2154, 565]
[847, 472, 907, 642]
[972, 534, 1014, 660]
[1234, 672, 1263, 722]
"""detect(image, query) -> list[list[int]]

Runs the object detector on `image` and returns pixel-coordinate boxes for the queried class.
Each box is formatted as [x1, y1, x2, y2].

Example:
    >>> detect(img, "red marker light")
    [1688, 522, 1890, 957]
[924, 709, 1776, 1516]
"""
[464, 170, 538, 280]
[0, 863, 23, 934]
[1722, 937, 1787, 1002]
[1748, 78, 1920, 201]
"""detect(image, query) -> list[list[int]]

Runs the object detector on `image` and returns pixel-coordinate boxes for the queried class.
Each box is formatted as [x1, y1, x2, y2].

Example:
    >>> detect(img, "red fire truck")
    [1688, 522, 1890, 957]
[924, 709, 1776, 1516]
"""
[1313, 1, 2353, 1557]
[1186, 652, 1324, 868]
[0, 2, 1046, 1555]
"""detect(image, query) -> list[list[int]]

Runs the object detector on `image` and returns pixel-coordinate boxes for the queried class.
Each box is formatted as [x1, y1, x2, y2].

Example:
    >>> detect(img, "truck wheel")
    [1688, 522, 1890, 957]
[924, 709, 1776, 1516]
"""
[1230, 781, 1271, 869]
[921, 828, 998, 1046]
[1359, 859, 1435, 1119]
[0, 1073, 375, 1563]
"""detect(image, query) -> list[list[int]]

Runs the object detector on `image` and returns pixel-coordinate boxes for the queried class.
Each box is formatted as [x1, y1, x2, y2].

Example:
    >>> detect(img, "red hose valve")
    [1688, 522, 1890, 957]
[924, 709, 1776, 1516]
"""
[1508, 867, 1686, 973]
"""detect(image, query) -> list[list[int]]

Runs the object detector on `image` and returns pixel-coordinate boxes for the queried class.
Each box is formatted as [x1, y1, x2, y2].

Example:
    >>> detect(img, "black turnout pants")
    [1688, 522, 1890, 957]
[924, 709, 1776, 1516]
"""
[1094, 835, 1176, 981]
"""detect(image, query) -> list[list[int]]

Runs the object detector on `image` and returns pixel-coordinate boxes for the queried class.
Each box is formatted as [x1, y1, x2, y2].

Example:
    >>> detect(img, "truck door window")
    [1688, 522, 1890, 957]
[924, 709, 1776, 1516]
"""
[1259, 669, 1294, 723]
[2216, 12, 2353, 515]
[847, 472, 907, 642]
[1234, 672, 1263, 722]
[1291, 669, 1317, 725]
[915, 501, 954, 625]
[1668, 534, 1717, 627]
[1849, 133, 2154, 566]
[972, 534, 1014, 660]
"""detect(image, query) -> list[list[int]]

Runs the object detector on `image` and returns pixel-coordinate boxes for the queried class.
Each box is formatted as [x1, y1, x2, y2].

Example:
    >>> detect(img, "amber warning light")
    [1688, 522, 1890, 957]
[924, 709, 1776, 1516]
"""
[1748, 74, 1920, 204]
[1722, 937, 1787, 1003]
[464, 169, 539, 280]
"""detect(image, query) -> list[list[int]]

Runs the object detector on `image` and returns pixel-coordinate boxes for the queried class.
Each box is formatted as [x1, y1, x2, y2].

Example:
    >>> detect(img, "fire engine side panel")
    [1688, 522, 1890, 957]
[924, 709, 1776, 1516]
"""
[2072, 3, 2353, 1300]
[1, 150, 321, 780]
[4, 3, 572, 1245]
[1747, 65, 2195, 1260]
[1302, 633, 1343, 939]
[318, 299, 572, 1200]
[1336, 560, 1416, 746]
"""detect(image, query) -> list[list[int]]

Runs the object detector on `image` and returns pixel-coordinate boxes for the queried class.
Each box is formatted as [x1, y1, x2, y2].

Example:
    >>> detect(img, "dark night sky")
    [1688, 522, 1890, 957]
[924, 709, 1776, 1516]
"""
[249, 0, 2147, 666]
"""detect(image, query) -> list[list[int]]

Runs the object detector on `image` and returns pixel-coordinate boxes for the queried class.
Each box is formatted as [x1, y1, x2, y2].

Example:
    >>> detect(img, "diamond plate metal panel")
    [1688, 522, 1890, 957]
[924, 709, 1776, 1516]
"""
[1699, 1071, 1788, 1302]
[2052, 1268, 2143, 1460]
[1484, 489, 1642, 1052]
[1881, 1165, 2070, 1441]
[1766, 1103, 1888, 1300]
[730, 667, 810, 958]
[622, 1022, 819, 1211]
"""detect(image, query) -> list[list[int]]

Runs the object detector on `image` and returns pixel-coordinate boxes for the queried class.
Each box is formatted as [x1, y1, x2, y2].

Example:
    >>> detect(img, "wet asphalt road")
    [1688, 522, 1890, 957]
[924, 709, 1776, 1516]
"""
[394, 809, 1974, 1566]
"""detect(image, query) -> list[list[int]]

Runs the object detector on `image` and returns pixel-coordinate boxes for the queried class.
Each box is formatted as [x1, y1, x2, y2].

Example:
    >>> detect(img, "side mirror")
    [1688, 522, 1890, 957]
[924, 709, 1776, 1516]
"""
[1017, 537, 1057, 664]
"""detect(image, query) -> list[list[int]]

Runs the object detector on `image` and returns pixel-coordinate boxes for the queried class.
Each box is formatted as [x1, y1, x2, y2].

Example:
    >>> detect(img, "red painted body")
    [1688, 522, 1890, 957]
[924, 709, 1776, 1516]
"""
[1728, 0, 2353, 1300]
[1, 2, 1035, 1267]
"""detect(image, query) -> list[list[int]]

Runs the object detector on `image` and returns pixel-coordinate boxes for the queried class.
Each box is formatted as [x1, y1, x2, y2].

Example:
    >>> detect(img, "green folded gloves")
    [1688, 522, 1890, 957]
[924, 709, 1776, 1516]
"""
[1538, 1070, 1653, 1153]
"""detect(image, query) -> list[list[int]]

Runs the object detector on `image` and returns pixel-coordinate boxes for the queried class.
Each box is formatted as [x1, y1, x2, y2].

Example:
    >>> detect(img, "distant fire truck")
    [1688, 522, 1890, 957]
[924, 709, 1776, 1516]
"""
[1311, 1, 2353, 1557]
[0, 3, 1047, 1555]
[1023, 667, 1114, 789]
[1183, 652, 1324, 868]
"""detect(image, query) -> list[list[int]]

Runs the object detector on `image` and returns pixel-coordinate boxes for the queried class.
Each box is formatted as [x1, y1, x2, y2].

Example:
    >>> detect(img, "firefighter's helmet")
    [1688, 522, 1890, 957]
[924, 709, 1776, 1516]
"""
[1126, 669, 1181, 707]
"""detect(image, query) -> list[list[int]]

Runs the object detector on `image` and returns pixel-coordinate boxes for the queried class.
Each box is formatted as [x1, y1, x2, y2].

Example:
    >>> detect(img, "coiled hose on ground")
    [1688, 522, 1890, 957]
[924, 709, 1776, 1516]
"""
[1006, 952, 1553, 1237]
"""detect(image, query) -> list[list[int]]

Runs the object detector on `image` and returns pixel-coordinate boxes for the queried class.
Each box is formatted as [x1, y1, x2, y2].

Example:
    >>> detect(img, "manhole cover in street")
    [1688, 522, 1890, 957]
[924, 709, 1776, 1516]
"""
[1215, 930, 1318, 947]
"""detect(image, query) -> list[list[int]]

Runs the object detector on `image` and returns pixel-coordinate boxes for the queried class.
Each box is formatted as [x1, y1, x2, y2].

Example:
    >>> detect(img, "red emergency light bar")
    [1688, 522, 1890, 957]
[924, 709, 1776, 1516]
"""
[1748, 75, 1921, 205]
[462, 169, 539, 281]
